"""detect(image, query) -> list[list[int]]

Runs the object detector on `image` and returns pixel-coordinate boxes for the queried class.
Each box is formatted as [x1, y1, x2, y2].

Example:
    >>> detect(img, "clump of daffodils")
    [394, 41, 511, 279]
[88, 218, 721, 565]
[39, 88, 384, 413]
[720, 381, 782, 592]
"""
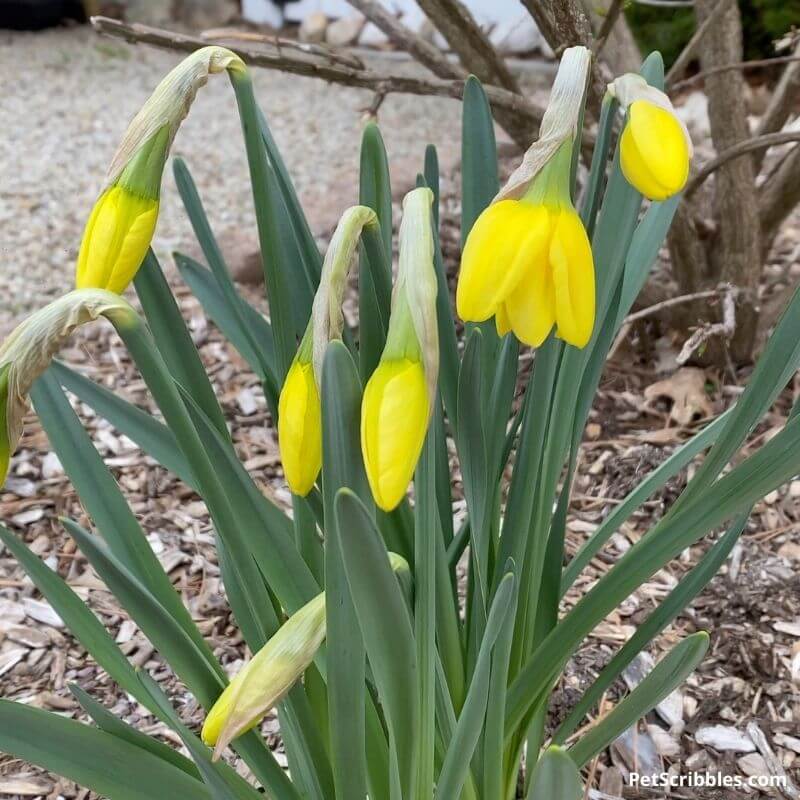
[76, 46, 245, 294]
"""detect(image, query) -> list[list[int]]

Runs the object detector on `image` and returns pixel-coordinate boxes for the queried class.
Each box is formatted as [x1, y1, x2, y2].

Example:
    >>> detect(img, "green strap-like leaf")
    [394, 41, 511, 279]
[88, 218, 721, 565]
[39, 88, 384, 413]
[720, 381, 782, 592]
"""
[69, 684, 200, 780]
[62, 518, 225, 707]
[0, 701, 211, 800]
[335, 489, 419, 799]
[172, 158, 280, 384]
[461, 76, 499, 242]
[0, 527, 294, 797]
[568, 633, 709, 768]
[136, 671, 264, 800]
[230, 72, 298, 381]
[134, 250, 228, 438]
[49, 360, 197, 489]
[507, 414, 800, 733]
[561, 410, 729, 592]
[527, 746, 583, 800]
[457, 329, 490, 605]
[437, 571, 515, 799]
[414, 425, 439, 799]
[358, 123, 393, 381]
[258, 106, 322, 288]
[321, 340, 371, 800]
[174, 252, 279, 410]
[554, 511, 748, 744]
[31, 372, 214, 666]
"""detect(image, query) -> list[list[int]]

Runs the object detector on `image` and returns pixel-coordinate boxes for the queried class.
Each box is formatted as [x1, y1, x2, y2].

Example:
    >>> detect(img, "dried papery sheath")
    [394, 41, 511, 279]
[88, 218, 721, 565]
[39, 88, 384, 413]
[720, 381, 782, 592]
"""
[202, 552, 408, 757]
[0, 290, 135, 484]
[394, 187, 438, 404]
[104, 47, 245, 189]
[609, 73, 693, 200]
[311, 204, 378, 382]
[495, 45, 591, 202]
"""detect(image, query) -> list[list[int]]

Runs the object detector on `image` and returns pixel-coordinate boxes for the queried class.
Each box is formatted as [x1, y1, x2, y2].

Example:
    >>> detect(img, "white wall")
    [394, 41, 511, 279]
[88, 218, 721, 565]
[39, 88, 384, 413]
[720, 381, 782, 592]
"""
[243, 0, 528, 27]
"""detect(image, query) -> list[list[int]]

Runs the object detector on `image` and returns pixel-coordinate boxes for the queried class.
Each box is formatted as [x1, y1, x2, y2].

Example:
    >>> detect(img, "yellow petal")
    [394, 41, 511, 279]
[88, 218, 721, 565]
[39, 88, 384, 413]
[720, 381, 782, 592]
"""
[621, 100, 690, 201]
[75, 186, 158, 294]
[278, 360, 322, 496]
[550, 210, 595, 348]
[361, 358, 429, 511]
[456, 200, 541, 322]
[495, 302, 511, 337]
[503, 211, 557, 347]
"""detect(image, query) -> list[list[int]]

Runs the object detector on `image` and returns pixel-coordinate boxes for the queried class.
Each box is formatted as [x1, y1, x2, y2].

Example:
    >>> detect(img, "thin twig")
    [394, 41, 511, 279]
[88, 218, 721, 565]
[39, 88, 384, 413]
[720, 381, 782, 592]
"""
[676, 287, 737, 364]
[685, 130, 800, 198]
[344, 0, 465, 80]
[592, 0, 625, 58]
[664, 0, 730, 88]
[90, 16, 544, 130]
[670, 54, 800, 93]
[200, 26, 366, 70]
[624, 289, 731, 324]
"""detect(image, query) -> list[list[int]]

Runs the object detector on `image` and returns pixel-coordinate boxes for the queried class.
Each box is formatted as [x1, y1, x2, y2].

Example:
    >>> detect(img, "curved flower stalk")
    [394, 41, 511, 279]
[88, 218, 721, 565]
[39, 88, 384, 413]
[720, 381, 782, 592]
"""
[609, 73, 693, 201]
[76, 47, 246, 294]
[0, 290, 136, 485]
[278, 205, 378, 496]
[457, 46, 595, 349]
[202, 552, 410, 759]
[361, 187, 438, 511]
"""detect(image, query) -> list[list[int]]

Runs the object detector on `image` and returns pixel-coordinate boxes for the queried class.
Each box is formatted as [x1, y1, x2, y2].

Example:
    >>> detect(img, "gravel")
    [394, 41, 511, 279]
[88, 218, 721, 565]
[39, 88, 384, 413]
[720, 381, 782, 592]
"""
[0, 26, 469, 331]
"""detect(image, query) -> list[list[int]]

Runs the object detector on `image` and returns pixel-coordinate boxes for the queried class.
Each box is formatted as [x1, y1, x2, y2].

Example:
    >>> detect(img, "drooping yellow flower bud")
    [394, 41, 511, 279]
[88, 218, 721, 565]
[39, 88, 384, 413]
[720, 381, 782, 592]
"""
[456, 46, 595, 350]
[202, 551, 409, 757]
[0, 290, 135, 486]
[278, 347, 322, 496]
[277, 206, 377, 496]
[362, 355, 430, 510]
[361, 188, 438, 511]
[76, 47, 245, 294]
[202, 592, 327, 759]
[609, 74, 693, 201]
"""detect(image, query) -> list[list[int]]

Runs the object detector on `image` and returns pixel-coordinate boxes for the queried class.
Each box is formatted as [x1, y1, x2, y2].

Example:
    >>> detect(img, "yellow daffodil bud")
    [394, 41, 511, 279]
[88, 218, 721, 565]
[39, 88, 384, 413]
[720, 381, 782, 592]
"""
[0, 290, 135, 486]
[202, 552, 408, 757]
[202, 592, 327, 759]
[76, 47, 245, 294]
[457, 46, 595, 350]
[277, 206, 377, 496]
[609, 74, 693, 201]
[361, 188, 438, 511]
[278, 344, 322, 496]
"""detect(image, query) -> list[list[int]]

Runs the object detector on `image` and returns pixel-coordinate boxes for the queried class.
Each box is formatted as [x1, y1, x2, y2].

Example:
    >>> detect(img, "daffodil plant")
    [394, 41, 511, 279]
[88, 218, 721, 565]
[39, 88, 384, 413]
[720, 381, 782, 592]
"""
[1, 43, 799, 800]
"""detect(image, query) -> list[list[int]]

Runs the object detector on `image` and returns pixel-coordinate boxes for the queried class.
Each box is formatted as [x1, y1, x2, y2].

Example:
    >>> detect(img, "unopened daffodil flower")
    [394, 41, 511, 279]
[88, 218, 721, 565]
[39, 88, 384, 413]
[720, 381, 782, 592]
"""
[609, 73, 693, 201]
[202, 552, 409, 758]
[457, 46, 595, 349]
[361, 188, 438, 511]
[278, 205, 377, 496]
[76, 47, 245, 294]
[0, 290, 135, 486]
